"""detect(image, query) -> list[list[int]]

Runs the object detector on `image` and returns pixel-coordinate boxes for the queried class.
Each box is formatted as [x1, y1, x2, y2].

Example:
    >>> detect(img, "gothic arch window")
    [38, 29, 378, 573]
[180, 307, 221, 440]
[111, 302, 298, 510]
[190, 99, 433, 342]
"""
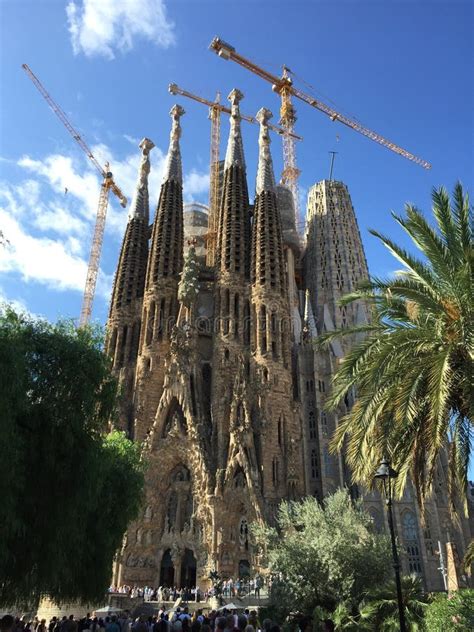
[136, 528, 143, 545]
[272, 457, 280, 487]
[308, 410, 317, 440]
[310, 449, 319, 479]
[162, 399, 187, 438]
[144, 505, 153, 521]
[278, 416, 283, 447]
[402, 511, 423, 575]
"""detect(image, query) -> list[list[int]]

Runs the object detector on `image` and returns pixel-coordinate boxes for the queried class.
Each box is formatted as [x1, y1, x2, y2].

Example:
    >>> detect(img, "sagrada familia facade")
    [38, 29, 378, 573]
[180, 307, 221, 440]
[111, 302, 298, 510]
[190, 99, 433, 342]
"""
[106, 92, 472, 593]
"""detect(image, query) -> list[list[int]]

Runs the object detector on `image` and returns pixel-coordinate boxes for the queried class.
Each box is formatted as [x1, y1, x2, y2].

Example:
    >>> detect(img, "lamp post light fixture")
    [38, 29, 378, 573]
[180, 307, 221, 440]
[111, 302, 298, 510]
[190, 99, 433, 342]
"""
[374, 458, 407, 632]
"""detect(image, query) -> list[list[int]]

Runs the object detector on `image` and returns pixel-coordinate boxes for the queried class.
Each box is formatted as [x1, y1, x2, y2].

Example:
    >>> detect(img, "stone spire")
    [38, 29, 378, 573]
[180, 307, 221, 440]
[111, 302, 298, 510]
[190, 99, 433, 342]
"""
[106, 138, 154, 435]
[162, 104, 184, 185]
[303, 289, 318, 339]
[146, 105, 185, 287]
[215, 89, 251, 278]
[129, 138, 154, 220]
[109, 137, 154, 316]
[224, 89, 245, 171]
[251, 109, 286, 296]
[255, 108, 276, 195]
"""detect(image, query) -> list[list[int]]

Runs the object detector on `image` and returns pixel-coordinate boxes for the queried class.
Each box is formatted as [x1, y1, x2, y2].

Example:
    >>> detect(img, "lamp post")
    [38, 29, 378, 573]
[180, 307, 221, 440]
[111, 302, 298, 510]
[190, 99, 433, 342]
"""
[374, 458, 407, 632]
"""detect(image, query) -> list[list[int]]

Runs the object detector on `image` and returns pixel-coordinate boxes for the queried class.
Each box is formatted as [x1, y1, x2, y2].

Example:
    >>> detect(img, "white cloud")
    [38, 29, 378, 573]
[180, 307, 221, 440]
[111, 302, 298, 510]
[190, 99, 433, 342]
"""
[66, 0, 175, 59]
[0, 285, 33, 316]
[0, 208, 88, 293]
[184, 169, 209, 202]
[1, 136, 209, 310]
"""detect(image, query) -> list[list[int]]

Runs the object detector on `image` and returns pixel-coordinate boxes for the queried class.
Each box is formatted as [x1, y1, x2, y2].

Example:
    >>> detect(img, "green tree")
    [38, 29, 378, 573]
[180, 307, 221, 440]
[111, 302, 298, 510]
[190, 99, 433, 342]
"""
[424, 589, 474, 631]
[251, 490, 392, 620]
[318, 184, 472, 510]
[0, 308, 144, 607]
[359, 574, 427, 631]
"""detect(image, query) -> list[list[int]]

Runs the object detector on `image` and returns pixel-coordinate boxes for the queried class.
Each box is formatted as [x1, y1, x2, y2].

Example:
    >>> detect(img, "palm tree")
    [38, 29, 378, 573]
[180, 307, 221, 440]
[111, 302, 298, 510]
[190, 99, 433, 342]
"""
[319, 183, 472, 512]
[359, 575, 427, 631]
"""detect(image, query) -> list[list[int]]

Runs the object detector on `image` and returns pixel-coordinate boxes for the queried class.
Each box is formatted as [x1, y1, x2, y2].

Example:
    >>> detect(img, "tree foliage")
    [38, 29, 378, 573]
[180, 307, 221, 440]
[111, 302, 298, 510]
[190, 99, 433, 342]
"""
[0, 308, 144, 607]
[358, 574, 427, 631]
[251, 490, 392, 619]
[424, 589, 474, 631]
[318, 184, 472, 512]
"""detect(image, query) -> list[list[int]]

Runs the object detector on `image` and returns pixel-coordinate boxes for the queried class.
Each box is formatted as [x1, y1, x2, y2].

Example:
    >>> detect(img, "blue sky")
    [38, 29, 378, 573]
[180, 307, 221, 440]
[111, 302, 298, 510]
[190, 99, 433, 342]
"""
[0, 0, 472, 326]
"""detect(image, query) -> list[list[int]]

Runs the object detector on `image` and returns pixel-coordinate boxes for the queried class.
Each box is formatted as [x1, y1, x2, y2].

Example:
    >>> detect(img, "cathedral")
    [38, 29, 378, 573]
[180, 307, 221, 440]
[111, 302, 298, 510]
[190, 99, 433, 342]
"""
[106, 91, 472, 593]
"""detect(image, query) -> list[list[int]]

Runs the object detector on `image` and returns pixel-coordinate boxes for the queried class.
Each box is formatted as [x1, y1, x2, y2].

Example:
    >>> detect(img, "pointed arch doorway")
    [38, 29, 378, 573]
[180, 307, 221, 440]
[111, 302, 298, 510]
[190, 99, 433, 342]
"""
[160, 549, 175, 587]
[180, 548, 197, 588]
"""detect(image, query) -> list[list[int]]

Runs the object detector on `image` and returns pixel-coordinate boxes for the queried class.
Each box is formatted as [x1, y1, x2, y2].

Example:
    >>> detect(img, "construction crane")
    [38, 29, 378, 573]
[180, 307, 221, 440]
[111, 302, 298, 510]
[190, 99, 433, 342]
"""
[169, 82, 302, 265]
[22, 63, 127, 327]
[209, 36, 432, 226]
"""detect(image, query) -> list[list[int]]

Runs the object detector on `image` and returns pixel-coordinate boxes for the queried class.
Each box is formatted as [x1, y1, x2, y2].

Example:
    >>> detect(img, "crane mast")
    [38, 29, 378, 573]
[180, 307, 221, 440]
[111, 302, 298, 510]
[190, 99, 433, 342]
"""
[22, 64, 127, 326]
[209, 36, 431, 225]
[169, 82, 302, 264]
[208, 96, 221, 267]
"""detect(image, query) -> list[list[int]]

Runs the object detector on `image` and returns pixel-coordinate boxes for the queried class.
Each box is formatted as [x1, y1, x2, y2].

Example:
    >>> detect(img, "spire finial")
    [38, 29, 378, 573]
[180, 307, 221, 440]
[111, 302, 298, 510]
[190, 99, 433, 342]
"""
[163, 104, 185, 184]
[255, 107, 276, 195]
[129, 137, 154, 220]
[224, 88, 245, 170]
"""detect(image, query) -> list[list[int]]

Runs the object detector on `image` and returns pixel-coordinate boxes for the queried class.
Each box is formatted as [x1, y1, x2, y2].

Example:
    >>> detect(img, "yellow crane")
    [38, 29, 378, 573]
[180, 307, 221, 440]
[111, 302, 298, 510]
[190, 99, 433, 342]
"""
[169, 82, 302, 266]
[22, 63, 127, 327]
[209, 37, 431, 226]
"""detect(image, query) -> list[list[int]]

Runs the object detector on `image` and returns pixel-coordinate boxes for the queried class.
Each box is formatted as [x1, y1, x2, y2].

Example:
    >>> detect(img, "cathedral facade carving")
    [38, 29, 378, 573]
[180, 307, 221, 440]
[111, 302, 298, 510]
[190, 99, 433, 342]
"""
[106, 95, 471, 593]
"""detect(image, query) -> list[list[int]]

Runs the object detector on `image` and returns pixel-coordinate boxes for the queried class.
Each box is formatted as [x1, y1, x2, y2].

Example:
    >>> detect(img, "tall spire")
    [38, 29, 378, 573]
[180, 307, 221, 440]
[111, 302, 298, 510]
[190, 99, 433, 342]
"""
[109, 138, 153, 314]
[224, 89, 245, 170]
[215, 88, 250, 277]
[129, 138, 154, 221]
[163, 104, 185, 185]
[146, 104, 185, 286]
[255, 108, 276, 195]
[251, 109, 285, 295]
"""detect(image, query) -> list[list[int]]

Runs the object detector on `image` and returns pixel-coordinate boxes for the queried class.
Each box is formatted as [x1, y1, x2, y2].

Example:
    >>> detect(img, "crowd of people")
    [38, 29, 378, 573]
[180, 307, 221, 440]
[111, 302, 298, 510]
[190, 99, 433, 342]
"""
[0, 607, 334, 632]
[109, 577, 264, 603]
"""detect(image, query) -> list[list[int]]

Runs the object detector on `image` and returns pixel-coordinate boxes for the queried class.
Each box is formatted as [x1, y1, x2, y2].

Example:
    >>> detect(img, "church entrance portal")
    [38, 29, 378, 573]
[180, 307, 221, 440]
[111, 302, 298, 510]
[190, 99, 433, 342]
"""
[180, 548, 197, 588]
[160, 549, 175, 587]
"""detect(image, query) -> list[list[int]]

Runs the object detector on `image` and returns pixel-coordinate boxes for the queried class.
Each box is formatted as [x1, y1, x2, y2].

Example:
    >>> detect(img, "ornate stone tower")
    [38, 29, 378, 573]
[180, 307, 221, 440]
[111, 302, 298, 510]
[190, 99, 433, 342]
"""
[107, 138, 154, 435]
[250, 108, 303, 510]
[211, 89, 252, 474]
[108, 106, 470, 595]
[112, 93, 305, 589]
[300, 178, 472, 590]
[134, 105, 185, 441]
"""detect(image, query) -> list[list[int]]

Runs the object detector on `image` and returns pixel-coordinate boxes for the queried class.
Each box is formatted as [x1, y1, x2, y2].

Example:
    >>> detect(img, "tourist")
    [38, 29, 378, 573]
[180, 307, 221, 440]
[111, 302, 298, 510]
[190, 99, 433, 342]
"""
[0, 616, 14, 632]
[321, 622, 334, 632]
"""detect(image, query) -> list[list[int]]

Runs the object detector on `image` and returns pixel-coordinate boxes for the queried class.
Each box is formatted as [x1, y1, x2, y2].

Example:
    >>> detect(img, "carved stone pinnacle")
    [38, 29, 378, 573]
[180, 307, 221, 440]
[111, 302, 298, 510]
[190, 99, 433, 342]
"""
[227, 88, 244, 107]
[256, 107, 273, 126]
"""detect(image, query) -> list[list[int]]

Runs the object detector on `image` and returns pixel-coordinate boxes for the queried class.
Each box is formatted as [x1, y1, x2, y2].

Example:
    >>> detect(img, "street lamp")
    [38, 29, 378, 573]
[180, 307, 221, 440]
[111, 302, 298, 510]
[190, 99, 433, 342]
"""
[374, 458, 407, 632]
